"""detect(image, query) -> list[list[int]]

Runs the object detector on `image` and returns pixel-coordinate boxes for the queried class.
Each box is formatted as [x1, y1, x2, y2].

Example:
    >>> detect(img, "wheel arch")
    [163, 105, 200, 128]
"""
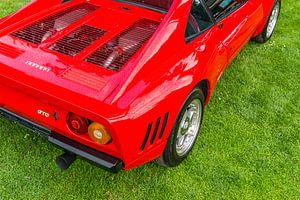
[252, 0, 281, 38]
[196, 79, 212, 104]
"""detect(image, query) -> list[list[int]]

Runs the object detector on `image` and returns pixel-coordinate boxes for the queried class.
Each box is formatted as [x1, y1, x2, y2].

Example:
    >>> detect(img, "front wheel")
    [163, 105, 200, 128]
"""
[253, 0, 281, 43]
[156, 88, 204, 167]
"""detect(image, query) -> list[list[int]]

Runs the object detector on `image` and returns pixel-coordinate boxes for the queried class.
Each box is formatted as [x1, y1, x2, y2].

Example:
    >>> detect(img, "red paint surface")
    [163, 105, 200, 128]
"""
[0, 0, 275, 170]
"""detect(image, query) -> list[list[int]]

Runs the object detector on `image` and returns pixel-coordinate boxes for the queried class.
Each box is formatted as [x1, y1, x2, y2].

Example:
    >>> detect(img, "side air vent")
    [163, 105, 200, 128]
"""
[11, 3, 98, 45]
[140, 112, 169, 151]
[0, 42, 24, 58]
[50, 25, 106, 57]
[61, 67, 107, 91]
[86, 19, 159, 72]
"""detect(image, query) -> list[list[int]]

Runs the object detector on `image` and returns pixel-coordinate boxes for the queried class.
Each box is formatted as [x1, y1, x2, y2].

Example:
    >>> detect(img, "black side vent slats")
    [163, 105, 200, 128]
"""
[150, 118, 161, 145]
[140, 123, 153, 151]
[85, 19, 159, 72]
[11, 3, 98, 45]
[159, 112, 169, 139]
[140, 112, 169, 151]
[50, 25, 106, 57]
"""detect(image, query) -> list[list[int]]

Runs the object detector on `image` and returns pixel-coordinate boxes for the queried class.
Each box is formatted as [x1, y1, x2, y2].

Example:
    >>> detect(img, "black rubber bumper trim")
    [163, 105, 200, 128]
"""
[49, 132, 123, 173]
[0, 108, 51, 137]
[0, 107, 123, 173]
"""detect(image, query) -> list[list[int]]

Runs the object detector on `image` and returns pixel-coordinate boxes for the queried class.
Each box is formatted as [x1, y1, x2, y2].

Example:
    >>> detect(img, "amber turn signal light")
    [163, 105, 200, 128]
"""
[88, 122, 111, 144]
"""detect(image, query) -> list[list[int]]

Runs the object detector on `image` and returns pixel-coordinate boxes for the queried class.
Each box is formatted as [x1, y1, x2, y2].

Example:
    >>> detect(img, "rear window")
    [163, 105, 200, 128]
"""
[120, 0, 174, 10]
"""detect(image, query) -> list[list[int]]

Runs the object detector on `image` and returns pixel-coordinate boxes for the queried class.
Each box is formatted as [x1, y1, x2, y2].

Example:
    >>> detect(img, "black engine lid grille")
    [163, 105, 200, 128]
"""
[11, 3, 98, 45]
[49, 25, 106, 57]
[85, 19, 159, 72]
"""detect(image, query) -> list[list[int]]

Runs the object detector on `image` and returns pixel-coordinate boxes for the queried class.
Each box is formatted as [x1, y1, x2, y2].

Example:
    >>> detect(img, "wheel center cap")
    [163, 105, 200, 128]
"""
[181, 118, 190, 135]
[184, 121, 189, 129]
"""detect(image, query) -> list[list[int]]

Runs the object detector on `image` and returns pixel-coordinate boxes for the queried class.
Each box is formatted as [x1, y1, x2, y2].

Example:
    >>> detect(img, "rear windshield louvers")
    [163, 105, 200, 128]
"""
[86, 19, 159, 72]
[140, 112, 169, 151]
[11, 3, 98, 45]
[50, 25, 106, 57]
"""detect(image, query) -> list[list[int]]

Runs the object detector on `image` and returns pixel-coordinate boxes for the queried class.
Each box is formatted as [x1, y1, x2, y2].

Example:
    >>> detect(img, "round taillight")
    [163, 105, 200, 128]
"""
[66, 113, 89, 134]
[88, 122, 111, 144]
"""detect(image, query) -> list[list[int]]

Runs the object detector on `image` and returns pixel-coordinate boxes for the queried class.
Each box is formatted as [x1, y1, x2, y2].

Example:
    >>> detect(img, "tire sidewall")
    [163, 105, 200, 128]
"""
[163, 88, 205, 166]
[262, 0, 281, 42]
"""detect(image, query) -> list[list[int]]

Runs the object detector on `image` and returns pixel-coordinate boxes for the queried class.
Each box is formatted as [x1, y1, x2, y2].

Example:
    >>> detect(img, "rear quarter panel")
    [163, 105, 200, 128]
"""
[118, 0, 272, 168]
[107, 0, 212, 169]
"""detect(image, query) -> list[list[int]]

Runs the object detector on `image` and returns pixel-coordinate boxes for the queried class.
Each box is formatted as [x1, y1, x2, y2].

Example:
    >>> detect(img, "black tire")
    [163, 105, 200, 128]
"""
[253, 0, 281, 43]
[156, 88, 205, 167]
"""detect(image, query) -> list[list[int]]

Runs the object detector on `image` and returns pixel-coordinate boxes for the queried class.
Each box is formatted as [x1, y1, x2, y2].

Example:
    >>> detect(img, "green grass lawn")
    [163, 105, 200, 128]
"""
[0, 0, 299, 199]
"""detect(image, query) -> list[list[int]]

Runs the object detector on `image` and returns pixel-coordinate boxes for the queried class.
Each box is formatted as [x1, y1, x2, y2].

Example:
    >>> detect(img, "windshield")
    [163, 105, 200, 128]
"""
[120, 0, 174, 10]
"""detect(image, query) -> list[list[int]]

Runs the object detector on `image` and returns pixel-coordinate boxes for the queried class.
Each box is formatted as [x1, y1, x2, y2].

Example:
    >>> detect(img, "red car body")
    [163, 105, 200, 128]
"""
[0, 0, 277, 171]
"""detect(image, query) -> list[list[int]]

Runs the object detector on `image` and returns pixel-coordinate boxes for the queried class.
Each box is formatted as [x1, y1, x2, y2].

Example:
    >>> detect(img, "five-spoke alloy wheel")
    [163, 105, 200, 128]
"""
[156, 88, 204, 167]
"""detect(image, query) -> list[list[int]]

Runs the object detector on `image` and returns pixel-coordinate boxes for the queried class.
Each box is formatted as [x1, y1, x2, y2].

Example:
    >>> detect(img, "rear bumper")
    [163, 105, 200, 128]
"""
[49, 133, 123, 173]
[0, 108, 51, 137]
[0, 62, 173, 170]
[0, 107, 123, 173]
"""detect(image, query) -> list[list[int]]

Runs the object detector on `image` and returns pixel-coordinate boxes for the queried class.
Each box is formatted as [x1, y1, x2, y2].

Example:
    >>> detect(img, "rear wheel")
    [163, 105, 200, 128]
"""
[156, 88, 204, 167]
[253, 0, 281, 43]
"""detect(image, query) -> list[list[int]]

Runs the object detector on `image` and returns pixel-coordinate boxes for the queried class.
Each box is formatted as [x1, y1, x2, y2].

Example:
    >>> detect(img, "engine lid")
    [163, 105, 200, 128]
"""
[0, 1, 163, 102]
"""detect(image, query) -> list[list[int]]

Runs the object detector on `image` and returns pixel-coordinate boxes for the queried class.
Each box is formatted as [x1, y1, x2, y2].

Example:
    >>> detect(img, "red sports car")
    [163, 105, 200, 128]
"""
[0, 0, 280, 172]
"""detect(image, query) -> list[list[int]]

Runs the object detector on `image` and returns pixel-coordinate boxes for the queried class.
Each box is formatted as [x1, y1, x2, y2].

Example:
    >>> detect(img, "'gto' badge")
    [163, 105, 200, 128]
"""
[37, 109, 50, 118]
[25, 60, 51, 72]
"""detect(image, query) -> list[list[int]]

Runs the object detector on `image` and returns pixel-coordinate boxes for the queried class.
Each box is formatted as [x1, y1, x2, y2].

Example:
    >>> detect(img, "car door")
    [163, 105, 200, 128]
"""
[185, 0, 228, 87]
[204, 0, 261, 62]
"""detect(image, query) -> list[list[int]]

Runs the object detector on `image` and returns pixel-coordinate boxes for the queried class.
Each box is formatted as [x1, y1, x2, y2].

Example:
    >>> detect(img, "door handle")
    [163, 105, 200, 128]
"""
[218, 23, 223, 29]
